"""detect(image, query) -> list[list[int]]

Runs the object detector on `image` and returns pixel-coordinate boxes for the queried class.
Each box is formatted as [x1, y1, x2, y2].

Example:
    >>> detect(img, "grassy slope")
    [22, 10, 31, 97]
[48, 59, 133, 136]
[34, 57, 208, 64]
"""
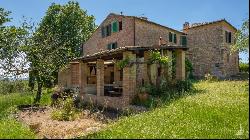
[0, 91, 51, 139]
[86, 81, 249, 139]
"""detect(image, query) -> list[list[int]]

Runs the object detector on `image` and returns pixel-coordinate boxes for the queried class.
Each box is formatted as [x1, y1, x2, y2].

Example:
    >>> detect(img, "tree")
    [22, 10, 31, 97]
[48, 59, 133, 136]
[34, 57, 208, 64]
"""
[0, 8, 29, 79]
[231, 19, 249, 53]
[27, 1, 96, 103]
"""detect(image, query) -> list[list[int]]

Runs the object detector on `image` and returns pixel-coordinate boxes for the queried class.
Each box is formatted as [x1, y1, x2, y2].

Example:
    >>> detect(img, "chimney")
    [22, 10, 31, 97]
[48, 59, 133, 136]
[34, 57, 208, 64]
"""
[183, 22, 190, 30]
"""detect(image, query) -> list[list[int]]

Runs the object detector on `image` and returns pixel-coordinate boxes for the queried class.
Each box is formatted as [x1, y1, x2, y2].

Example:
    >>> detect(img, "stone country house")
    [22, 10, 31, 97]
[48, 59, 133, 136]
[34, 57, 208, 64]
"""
[58, 13, 239, 109]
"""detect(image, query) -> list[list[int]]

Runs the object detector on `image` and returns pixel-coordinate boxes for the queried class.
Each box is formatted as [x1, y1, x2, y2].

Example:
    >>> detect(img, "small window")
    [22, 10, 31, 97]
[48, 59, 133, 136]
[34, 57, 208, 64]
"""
[174, 34, 177, 43]
[169, 32, 172, 42]
[225, 31, 228, 43]
[181, 36, 187, 46]
[228, 32, 232, 43]
[227, 53, 229, 63]
[119, 21, 122, 31]
[225, 31, 232, 43]
[107, 42, 118, 50]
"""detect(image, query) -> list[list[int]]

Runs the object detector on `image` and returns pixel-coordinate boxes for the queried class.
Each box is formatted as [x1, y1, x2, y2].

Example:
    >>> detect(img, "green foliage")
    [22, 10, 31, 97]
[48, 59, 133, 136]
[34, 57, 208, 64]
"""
[86, 80, 249, 139]
[185, 58, 194, 79]
[0, 8, 29, 78]
[0, 119, 36, 139]
[51, 97, 78, 121]
[231, 18, 249, 53]
[23, 1, 96, 103]
[149, 51, 170, 65]
[204, 73, 219, 82]
[0, 90, 52, 138]
[239, 62, 249, 72]
[0, 80, 29, 95]
[0, 8, 11, 25]
[116, 57, 130, 69]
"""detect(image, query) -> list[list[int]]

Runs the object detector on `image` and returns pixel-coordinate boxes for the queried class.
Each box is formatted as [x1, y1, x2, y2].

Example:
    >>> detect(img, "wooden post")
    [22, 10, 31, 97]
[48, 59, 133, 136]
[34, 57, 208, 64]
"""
[96, 59, 104, 96]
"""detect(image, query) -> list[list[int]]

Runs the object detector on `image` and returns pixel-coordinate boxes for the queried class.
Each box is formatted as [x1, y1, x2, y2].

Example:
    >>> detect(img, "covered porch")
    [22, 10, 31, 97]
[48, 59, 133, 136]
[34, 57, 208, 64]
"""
[60, 45, 188, 109]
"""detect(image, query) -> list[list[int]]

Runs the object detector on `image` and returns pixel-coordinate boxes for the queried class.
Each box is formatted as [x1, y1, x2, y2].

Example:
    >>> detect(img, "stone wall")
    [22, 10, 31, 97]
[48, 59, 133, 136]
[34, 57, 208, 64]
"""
[135, 18, 184, 46]
[83, 14, 135, 56]
[184, 22, 239, 78]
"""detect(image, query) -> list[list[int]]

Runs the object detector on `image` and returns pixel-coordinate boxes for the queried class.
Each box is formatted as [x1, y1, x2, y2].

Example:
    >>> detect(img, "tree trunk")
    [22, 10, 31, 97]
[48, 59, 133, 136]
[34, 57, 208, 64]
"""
[34, 78, 43, 104]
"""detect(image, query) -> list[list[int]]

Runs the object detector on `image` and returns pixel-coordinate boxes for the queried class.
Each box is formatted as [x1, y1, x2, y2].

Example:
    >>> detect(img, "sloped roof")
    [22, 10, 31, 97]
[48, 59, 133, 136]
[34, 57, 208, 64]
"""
[108, 13, 185, 34]
[74, 45, 188, 62]
[185, 19, 237, 31]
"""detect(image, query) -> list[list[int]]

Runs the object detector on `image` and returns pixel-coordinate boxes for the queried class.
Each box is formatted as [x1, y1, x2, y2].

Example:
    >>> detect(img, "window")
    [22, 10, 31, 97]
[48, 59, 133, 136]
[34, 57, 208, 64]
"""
[181, 36, 187, 46]
[225, 31, 232, 43]
[227, 53, 229, 63]
[169, 32, 173, 42]
[112, 21, 118, 33]
[107, 42, 117, 50]
[169, 32, 177, 43]
[119, 21, 122, 31]
[174, 34, 177, 43]
[107, 24, 111, 36]
[101, 20, 122, 38]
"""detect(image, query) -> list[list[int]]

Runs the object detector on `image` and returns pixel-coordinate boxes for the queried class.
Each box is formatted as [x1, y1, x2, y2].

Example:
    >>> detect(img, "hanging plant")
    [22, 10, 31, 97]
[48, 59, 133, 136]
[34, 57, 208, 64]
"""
[116, 57, 130, 69]
[149, 51, 170, 65]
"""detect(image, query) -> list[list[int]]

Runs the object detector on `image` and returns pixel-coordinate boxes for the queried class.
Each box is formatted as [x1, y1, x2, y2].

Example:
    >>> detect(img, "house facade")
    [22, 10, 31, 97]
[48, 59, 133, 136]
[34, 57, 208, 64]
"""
[58, 13, 239, 109]
[58, 13, 187, 109]
[183, 19, 239, 78]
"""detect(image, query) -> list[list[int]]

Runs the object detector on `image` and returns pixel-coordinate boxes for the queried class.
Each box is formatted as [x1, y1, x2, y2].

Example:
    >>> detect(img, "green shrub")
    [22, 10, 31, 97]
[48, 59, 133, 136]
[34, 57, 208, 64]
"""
[185, 58, 194, 79]
[0, 80, 29, 95]
[50, 98, 78, 121]
[239, 62, 249, 72]
[204, 73, 218, 82]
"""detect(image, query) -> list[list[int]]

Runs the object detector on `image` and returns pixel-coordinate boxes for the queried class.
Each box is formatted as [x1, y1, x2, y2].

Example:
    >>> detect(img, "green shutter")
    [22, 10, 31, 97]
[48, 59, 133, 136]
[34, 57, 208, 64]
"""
[174, 34, 177, 43]
[181, 36, 187, 46]
[107, 44, 112, 50]
[169, 32, 172, 42]
[112, 21, 118, 33]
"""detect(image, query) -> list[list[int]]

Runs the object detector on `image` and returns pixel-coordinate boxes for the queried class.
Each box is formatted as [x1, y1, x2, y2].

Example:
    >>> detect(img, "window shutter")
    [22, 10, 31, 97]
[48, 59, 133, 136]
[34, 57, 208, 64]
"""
[107, 44, 111, 50]
[174, 34, 177, 43]
[169, 32, 172, 42]
[229, 32, 231, 43]
[108, 24, 112, 35]
[114, 42, 117, 49]
[225, 31, 228, 43]
[101, 27, 105, 38]
[181, 36, 187, 46]
[119, 21, 122, 31]
[112, 21, 118, 33]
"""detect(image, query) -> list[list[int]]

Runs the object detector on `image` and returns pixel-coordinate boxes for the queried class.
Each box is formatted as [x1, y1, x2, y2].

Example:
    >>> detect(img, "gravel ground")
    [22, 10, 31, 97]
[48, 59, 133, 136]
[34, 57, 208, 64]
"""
[18, 107, 106, 139]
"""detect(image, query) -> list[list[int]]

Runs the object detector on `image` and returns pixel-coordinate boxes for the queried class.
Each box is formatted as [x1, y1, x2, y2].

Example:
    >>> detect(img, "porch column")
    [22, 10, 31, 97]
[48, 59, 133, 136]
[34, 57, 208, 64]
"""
[122, 51, 136, 103]
[150, 63, 157, 85]
[163, 50, 173, 80]
[96, 59, 104, 96]
[176, 49, 185, 80]
[143, 51, 150, 84]
[79, 61, 87, 95]
[114, 59, 120, 83]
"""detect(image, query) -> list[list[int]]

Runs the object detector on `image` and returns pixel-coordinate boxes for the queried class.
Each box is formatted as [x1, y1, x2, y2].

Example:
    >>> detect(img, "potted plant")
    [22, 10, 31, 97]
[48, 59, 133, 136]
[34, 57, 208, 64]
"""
[137, 85, 149, 102]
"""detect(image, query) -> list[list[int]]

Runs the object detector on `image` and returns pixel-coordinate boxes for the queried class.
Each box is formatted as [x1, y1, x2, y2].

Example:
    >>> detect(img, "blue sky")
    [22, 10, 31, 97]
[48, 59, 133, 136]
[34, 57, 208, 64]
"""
[0, 0, 249, 62]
